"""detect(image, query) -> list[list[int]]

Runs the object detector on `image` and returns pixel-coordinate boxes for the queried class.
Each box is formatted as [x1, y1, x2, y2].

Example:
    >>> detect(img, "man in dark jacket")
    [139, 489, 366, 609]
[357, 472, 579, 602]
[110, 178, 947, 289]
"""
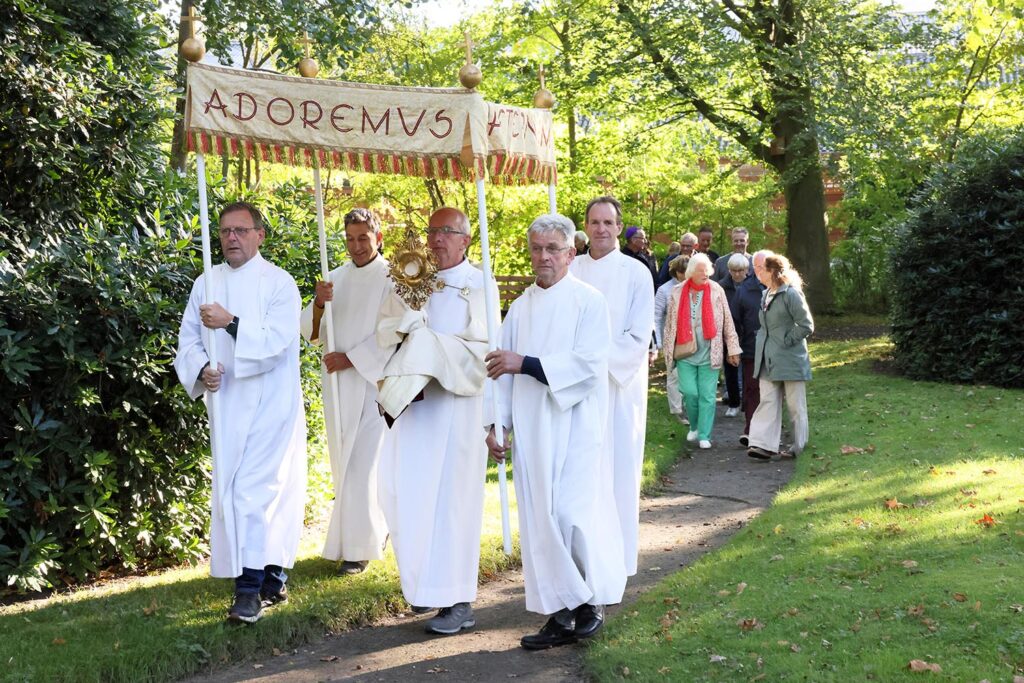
[622, 226, 658, 292]
[731, 256, 767, 445]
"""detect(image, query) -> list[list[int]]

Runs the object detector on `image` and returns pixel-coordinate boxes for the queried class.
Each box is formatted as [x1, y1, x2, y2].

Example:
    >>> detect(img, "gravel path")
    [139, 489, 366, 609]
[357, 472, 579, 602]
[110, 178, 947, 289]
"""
[187, 401, 794, 683]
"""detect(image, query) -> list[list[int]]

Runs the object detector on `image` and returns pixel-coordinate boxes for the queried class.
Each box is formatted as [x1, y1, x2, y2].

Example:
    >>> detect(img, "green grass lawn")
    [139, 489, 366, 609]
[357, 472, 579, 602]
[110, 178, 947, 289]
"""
[586, 337, 1024, 682]
[0, 378, 686, 683]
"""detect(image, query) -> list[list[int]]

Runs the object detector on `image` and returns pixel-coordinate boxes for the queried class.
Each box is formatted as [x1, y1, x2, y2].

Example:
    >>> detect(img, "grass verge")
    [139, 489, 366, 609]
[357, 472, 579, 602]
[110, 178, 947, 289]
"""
[587, 337, 1024, 682]
[0, 476, 519, 683]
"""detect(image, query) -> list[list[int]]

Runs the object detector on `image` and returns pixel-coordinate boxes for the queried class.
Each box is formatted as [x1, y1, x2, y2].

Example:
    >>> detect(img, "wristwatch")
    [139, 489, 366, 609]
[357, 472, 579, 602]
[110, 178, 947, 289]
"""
[225, 316, 239, 338]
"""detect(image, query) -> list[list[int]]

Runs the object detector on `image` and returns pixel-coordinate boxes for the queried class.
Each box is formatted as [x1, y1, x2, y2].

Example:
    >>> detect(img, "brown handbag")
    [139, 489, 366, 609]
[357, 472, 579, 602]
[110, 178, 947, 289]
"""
[673, 338, 697, 360]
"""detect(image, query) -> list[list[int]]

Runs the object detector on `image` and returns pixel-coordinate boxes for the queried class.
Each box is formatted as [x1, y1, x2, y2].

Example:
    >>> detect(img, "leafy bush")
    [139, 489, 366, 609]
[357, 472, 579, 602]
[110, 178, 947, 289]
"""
[890, 130, 1024, 387]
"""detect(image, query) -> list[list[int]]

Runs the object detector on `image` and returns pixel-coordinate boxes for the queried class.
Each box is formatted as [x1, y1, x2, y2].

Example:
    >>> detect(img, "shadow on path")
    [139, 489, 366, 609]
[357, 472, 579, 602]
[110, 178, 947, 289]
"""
[186, 401, 794, 682]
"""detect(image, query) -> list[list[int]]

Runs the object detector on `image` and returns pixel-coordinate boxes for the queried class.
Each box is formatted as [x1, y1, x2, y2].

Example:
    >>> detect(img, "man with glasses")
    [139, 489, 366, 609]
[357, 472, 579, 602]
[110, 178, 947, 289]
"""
[484, 213, 626, 649]
[569, 196, 654, 580]
[301, 208, 395, 577]
[376, 207, 489, 636]
[174, 201, 306, 624]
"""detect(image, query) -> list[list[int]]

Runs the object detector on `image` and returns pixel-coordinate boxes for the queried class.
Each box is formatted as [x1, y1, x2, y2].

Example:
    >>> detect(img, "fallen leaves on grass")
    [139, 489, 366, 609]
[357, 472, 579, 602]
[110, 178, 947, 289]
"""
[840, 445, 866, 455]
[907, 659, 941, 673]
[770, 554, 784, 562]
[883, 497, 908, 510]
[982, 469, 997, 475]
[736, 582, 747, 594]
[142, 598, 159, 617]
[709, 655, 726, 664]
[737, 617, 764, 631]
[974, 514, 998, 528]
[51, 638, 66, 646]
[907, 604, 926, 617]
[953, 593, 968, 602]
[901, 559, 919, 569]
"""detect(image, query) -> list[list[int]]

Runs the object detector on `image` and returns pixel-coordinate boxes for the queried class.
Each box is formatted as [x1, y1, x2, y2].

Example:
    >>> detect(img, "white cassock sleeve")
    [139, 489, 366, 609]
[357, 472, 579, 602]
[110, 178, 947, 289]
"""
[175, 278, 209, 400]
[607, 268, 654, 388]
[537, 294, 611, 413]
[234, 277, 301, 379]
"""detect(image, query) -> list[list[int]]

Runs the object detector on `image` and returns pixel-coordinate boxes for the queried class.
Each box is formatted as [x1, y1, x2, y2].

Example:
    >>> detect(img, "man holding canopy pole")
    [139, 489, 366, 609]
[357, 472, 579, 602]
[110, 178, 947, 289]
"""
[376, 207, 490, 636]
[301, 208, 395, 576]
[174, 201, 306, 624]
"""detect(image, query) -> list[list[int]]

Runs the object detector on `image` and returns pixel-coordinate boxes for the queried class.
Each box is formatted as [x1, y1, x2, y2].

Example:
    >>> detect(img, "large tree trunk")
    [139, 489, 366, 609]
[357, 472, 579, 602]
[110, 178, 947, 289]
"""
[781, 146, 834, 313]
[169, 0, 194, 173]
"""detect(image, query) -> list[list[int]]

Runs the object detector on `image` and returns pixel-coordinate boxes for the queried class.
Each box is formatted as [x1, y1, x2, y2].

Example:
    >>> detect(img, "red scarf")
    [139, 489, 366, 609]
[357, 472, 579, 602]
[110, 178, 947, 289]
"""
[676, 280, 717, 345]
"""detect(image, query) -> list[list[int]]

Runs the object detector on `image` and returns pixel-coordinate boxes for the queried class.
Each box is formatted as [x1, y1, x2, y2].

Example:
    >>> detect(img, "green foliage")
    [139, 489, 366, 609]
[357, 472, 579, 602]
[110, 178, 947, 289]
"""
[890, 130, 1024, 387]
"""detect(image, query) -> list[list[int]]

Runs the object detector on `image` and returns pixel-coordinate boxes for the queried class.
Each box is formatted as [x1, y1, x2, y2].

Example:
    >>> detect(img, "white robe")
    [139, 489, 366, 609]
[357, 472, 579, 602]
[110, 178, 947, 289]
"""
[489, 274, 627, 615]
[174, 253, 306, 578]
[377, 259, 489, 607]
[569, 249, 654, 576]
[300, 255, 394, 562]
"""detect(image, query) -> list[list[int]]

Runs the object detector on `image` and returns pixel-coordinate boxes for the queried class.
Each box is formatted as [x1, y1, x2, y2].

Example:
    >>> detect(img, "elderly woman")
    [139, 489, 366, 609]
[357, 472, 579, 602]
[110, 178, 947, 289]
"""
[654, 255, 690, 422]
[719, 253, 751, 418]
[746, 253, 814, 460]
[663, 253, 740, 449]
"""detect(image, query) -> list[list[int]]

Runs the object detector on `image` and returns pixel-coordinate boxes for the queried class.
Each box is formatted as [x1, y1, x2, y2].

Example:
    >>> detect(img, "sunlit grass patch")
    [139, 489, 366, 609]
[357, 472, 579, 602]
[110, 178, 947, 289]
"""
[587, 337, 1024, 682]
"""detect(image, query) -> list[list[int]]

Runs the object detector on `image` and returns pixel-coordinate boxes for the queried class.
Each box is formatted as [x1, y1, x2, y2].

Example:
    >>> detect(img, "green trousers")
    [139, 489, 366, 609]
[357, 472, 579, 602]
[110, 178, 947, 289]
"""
[676, 361, 719, 441]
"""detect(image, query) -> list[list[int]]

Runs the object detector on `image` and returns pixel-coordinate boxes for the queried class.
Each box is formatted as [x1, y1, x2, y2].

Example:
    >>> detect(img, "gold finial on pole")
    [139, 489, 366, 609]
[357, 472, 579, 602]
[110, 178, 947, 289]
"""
[458, 31, 482, 90]
[179, 5, 206, 63]
[298, 31, 319, 78]
[533, 63, 555, 109]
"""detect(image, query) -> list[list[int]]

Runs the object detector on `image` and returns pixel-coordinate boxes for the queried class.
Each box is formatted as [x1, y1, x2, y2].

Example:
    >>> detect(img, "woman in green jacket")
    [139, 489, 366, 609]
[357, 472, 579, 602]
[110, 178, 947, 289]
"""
[746, 252, 814, 460]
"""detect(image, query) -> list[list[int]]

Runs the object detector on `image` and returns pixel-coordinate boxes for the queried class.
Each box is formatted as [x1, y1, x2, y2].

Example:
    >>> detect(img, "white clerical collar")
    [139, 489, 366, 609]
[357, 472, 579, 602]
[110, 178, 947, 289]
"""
[227, 252, 263, 273]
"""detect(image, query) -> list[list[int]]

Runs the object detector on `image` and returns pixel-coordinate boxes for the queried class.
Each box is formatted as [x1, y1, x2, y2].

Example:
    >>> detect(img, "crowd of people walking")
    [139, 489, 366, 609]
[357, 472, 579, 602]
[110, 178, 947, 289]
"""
[173, 197, 814, 651]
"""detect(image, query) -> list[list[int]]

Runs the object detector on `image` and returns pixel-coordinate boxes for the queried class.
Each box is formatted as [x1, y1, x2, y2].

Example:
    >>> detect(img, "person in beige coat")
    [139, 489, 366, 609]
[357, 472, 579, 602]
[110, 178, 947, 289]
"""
[663, 253, 741, 449]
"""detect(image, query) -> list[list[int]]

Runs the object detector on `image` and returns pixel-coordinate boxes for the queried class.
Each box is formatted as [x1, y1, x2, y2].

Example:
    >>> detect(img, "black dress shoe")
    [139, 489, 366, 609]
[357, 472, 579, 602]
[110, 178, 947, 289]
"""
[747, 446, 774, 460]
[521, 616, 578, 650]
[337, 560, 369, 576]
[574, 604, 604, 638]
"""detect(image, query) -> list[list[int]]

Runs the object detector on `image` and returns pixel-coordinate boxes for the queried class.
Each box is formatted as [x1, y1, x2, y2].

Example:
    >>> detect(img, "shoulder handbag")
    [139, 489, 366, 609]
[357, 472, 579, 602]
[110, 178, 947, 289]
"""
[674, 338, 697, 360]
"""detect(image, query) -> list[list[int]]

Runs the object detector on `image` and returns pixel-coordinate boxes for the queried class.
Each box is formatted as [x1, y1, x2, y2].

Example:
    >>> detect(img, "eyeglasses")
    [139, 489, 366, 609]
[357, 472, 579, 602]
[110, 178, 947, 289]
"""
[529, 245, 570, 256]
[219, 227, 260, 237]
[425, 226, 468, 237]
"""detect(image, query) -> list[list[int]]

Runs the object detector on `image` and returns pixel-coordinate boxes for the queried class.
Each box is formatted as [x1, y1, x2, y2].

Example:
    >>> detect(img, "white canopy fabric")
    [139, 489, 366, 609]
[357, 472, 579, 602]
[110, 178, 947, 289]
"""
[186, 63, 556, 185]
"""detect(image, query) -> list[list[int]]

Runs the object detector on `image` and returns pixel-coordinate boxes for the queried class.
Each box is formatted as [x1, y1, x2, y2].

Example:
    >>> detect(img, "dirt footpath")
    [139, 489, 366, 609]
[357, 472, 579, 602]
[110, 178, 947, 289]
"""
[188, 403, 794, 683]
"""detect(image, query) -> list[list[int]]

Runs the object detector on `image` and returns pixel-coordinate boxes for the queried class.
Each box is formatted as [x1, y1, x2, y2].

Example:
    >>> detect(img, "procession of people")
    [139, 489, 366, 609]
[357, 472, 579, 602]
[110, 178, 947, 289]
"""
[175, 197, 812, 646]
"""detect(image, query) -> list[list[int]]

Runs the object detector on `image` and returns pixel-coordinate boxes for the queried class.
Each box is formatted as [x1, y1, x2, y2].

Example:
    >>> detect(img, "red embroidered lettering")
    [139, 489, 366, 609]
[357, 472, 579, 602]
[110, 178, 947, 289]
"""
[331, 104, 354, 133]
[361, 108, 391, 135]
[203, 89, 228, 116]
[300, 100, 323, 130]
[233, 92, 257, 121]
[430, 110, 453, 139]
[397, 108, 426, 136]
[267, 97, 295, 126]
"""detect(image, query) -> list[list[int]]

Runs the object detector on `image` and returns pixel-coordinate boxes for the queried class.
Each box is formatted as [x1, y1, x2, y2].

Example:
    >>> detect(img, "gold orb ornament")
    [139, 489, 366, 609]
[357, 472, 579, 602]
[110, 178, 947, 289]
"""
[458, 32, 482, 90]
[180, 36, 206, 63]
[298, 57, 319, 78]
[533, 64, 555, 108]
[459, 63, 482, 90]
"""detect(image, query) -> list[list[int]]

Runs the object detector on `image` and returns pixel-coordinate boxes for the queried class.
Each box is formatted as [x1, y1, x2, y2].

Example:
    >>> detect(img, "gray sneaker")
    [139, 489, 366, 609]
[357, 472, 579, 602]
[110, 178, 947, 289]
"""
[424, 602, 475, 635]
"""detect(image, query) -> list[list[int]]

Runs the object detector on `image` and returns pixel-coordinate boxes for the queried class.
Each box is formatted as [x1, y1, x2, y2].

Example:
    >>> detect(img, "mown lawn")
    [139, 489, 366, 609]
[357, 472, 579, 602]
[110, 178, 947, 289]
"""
[586, 337, 1024, 682]
[0, 377, 686, 683]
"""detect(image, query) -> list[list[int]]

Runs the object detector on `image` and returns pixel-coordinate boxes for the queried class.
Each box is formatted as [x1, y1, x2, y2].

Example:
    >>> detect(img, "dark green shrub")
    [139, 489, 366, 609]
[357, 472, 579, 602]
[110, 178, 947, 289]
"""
[890, 131, 1024, 387]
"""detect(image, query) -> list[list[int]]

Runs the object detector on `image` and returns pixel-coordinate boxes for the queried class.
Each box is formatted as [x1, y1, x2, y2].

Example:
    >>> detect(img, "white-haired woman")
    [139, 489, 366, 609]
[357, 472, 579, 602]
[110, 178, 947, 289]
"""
[662, 253, 741, 449]
[746, 253, 814, 460]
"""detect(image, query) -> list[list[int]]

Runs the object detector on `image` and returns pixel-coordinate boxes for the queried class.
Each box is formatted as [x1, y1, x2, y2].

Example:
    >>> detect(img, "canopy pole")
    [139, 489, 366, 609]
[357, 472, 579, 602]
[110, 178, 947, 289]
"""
[548, 183, 557, 214]
[475, 178, 513, 556]
[312, 160, 344, 444]
[196, 151, 222, 498]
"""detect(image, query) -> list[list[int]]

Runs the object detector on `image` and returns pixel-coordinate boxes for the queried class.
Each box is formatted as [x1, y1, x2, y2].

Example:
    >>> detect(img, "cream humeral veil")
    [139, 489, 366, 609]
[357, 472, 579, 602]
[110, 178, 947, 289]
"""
[375, 277, 488, 418]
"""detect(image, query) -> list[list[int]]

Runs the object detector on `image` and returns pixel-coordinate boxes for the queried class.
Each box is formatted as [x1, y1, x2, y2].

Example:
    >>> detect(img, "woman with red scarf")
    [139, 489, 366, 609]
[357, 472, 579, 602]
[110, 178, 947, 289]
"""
[661, 253, 741, 449]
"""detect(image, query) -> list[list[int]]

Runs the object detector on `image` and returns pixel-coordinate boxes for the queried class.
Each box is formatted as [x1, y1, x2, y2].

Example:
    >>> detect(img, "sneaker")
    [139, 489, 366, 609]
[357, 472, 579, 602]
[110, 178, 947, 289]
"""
[747, 446, 774, 461]
[699, 440, 712, 449]
[686, 430, 699, 442]
[227, 593, 263, 624]
[260, 583, 288, 608]
[739, 434, 749, 447]
[337, 560, 369, 576]
[725, 406, 739, 417]
[425, 602, 475, 635]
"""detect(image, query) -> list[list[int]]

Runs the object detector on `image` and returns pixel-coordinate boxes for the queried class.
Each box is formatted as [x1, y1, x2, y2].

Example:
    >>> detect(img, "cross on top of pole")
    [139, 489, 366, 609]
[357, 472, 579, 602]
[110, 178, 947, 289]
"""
[299, 31, 314, 59]
[462, 31, 475, 65]
[458, 31, 482, 89]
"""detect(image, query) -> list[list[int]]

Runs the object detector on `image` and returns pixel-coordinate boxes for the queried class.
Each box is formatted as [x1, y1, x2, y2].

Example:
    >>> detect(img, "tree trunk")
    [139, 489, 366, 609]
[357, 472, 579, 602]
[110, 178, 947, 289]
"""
[775, 107, 834, 313]
[169, 0, 193, 173]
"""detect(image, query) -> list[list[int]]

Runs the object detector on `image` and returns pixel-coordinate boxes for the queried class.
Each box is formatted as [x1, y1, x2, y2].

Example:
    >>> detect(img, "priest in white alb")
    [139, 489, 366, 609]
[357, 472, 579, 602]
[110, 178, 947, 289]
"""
[174, 201, 306, 625]
[300, 208, 395, 576]
[375, 207, 489, 636]
[485, 213, 627, 650]
[568, 195, 655, 577]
